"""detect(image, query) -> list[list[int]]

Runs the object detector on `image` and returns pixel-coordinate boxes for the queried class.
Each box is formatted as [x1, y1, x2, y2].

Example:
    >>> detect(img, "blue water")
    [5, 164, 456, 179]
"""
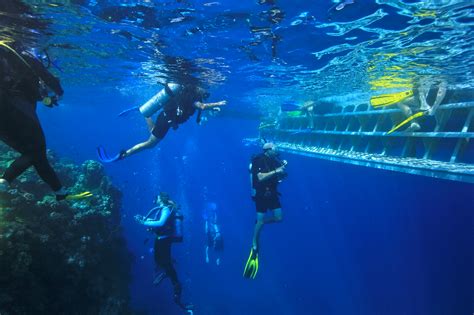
[5, 0, 474, 314]
[38, 85, 473, 315]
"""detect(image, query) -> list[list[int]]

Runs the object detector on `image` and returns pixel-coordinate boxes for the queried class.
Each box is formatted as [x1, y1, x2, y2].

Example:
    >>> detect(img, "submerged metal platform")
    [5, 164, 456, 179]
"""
[250, 101, 474, 183]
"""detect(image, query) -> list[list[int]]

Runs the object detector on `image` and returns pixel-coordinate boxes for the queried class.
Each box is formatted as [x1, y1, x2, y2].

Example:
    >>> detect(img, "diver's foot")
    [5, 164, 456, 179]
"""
[153, 272, 167, 286]
[55, 187, 68, 201]
[405, 122, 420, 132]
[0, 179, 9, 192]
[118, 150, 127, 160]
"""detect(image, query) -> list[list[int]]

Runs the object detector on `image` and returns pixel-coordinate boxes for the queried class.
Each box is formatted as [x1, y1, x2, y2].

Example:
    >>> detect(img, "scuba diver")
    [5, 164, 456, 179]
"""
[243, 142, 287, 279]
[203, 202, 224, 266]
[97, 83, 226, 163]
[134, 192, 192, 312]
[0, 41, 91, 201]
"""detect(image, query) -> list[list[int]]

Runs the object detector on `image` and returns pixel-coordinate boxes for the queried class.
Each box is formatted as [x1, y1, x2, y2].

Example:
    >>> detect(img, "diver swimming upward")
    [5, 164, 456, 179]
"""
[97, 82, 226, 163]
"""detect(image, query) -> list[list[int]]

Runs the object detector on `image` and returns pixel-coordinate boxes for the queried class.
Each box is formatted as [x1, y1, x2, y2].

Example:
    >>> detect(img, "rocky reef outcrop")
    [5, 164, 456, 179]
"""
[0, 143, 133, 314]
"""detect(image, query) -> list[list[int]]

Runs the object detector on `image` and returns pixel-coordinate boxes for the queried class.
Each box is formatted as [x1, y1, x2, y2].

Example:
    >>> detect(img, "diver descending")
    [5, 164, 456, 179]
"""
[97, 83, 226, 163]
[243, 142, 287, 279]
[0, 42, 91, 201]
[134, 192, 193, 312]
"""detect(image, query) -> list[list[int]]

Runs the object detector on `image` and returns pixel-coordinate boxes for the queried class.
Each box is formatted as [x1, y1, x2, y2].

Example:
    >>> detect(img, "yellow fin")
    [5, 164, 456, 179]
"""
[387, 111, 425, 134]
[65, 191, 93, 200]
[370, 90, 414, 108]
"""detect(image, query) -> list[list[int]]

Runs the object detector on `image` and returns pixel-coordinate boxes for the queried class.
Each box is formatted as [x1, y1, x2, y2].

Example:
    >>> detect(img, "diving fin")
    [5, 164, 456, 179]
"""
[243, 248, 259, 279]
[387, 111, 425, 134]
[65, 191, 93, 200]
[370, 90, 414, 108]
[118, 106, 139, 117]
[97, 146, 123, 163]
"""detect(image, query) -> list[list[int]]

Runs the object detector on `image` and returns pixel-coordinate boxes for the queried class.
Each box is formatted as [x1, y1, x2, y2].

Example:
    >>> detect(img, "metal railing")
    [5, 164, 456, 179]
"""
[254, 101, 474, 183]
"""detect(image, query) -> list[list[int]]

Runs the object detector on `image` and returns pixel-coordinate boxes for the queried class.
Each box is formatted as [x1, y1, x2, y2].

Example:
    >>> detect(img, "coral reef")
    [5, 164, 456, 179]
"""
[0, 143, 133, 315]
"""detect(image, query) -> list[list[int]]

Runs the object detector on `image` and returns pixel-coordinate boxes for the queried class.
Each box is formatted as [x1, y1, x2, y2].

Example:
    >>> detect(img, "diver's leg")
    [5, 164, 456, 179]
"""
[145, 117, 155, 132]
[158, 239, 182, 304]
[252, 212, 265, 251]
[0, 103, 61, 190]
[265, 208, 283, 224]
[418, 80, 432, 110]
[155, 239, 179, 286]
[397, 101, 420, 131]
[154, 239, 168, 271]
[428, 80, 447, 115]
[31, 150, 62, 192]
[264, 195, 282, 224]
[122, 134, 159, 158]
[122, 112, 170, 159]
[2, 155, 34, 184]
[397, 102, 412, 118]
[24, 120, 63, 192]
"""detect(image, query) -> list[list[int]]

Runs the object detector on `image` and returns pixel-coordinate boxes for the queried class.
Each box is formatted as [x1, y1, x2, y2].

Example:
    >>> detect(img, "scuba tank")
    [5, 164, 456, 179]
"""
[171, 210, 184, 243]
[139, 83, 182, 117]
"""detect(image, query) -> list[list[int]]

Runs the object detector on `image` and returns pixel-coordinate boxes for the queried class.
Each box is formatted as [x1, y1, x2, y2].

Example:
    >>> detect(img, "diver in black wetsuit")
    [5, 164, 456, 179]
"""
[243, 142, 287, 279]
[0, 42, 71, 199]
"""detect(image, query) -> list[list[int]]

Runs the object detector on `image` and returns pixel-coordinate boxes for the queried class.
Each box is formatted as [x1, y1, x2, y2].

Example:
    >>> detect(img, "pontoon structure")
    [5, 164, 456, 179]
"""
[249, 100, 474, 183]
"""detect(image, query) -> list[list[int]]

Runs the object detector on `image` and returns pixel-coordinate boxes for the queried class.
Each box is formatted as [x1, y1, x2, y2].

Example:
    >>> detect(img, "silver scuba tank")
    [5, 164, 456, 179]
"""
[139, 83, 182, 118]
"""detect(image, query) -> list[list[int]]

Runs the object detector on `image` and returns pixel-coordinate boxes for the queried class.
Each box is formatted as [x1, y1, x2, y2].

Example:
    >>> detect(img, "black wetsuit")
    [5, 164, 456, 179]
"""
[250, 153, 284, 213]
[0, 47, 64, 191]
[152, 208, 181, 298]
[151, 85, 204, 140]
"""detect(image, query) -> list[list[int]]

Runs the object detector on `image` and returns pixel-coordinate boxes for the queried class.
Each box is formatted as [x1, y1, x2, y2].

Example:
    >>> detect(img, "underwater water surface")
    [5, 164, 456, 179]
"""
[1, 0, 473, 314]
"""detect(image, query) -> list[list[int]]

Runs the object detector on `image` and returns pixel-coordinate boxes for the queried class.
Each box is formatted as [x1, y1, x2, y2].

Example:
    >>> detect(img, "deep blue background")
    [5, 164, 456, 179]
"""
[38, 84, 473, 315]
